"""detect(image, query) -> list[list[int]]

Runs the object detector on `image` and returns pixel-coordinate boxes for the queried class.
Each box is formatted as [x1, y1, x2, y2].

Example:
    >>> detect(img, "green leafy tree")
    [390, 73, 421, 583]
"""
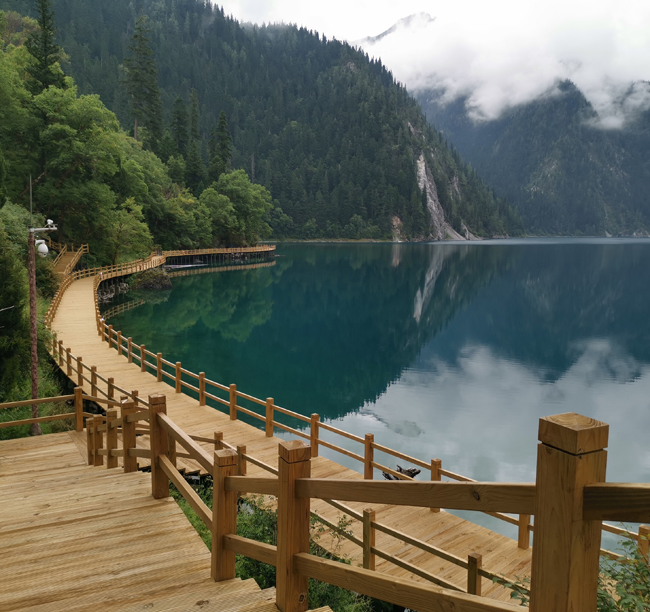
[208, 110, 232, 183]
[105, 197, 153, 264]
[0, 221, 29, 400]
[212, 169, 272, 246]
[0, 143, 6, 204]
[198, 186, 236, 245]
[170, 96, 189, 156]
[24, 0, 64, 94]
[123, 15, 162, 147]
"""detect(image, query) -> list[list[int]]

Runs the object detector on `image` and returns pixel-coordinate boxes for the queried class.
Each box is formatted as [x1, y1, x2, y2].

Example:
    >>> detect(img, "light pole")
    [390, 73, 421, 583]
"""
[28, 219, 57, 436]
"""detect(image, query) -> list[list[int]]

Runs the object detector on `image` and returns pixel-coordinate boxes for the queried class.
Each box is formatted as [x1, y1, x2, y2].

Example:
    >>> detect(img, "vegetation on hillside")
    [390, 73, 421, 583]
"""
[418, 81, 650, 235]
[0, 0, 523, 240]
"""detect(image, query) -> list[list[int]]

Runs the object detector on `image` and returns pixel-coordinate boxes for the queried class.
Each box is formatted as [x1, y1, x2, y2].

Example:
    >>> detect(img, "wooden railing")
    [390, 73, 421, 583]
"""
[127, 401, 646, 612]
[63, 243, 89, 275]
[0, 387, 114, 432]
[87, 316, 649, 556]
[44, 245, 275, 328]
[51, 244, 67, 268]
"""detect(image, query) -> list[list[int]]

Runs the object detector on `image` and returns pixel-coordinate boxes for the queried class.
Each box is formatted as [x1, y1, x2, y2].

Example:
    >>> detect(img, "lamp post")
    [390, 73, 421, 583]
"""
[28, 219, 57, 436]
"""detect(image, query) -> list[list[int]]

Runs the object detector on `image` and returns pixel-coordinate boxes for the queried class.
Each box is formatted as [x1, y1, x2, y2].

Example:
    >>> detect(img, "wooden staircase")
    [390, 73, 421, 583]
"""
[0, 432, 330, 612]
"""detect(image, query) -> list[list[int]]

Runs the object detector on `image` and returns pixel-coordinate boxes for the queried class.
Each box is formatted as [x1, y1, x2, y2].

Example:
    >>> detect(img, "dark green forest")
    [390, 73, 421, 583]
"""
[418, 81, 650, 236]
[0, 0, 523, 244]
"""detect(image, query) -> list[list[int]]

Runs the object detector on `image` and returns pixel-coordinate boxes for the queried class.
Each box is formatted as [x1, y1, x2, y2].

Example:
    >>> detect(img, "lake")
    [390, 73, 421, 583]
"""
[106, 239, 650, 542]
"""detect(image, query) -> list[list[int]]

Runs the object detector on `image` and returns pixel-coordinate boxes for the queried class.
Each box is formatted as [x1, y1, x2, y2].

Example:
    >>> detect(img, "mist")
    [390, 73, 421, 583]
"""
[218, 0, 650, 128]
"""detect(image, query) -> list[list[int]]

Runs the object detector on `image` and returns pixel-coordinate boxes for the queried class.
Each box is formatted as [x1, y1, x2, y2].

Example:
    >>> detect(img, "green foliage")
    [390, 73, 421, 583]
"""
[123, 15, 162, 148]
[24, 0, 64, 93]
[104, 197, 153, 264]
[208, 110, 232, 184]
[211, 170, 272, 246]
[492, 532, 650, 611]
[0, 0, 522, 240]
[421, 81, 650, 235]
[0, 221, 29, 397]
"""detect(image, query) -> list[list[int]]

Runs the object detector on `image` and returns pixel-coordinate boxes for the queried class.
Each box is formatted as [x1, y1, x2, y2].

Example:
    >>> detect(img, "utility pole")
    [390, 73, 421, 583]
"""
[27, 228, 40, 435]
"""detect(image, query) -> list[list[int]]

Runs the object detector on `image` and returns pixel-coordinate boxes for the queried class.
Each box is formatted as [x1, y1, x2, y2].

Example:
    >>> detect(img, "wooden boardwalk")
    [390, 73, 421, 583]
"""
[51, 274, 532, 600]
[0, 432, 300, 612]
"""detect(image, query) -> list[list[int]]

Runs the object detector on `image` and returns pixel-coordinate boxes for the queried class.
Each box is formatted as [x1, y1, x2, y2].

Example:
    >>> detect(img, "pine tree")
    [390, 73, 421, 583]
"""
[189, 88, 200, 142]
[123, 15, 163, 147]
[24, 0, 65, 94]
[209, 111, 232, 183]
[185, 140, 206, 196]
[170, 96, 189, 156]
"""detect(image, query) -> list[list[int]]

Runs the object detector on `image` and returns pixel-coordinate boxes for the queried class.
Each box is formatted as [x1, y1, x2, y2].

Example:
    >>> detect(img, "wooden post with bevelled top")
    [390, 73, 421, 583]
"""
[277, 440, 311, 612]
[529, 412, 609, 612]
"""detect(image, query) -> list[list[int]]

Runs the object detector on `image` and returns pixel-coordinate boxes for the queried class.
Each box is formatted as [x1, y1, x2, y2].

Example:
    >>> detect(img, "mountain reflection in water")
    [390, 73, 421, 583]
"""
[108, 240, 650, 539]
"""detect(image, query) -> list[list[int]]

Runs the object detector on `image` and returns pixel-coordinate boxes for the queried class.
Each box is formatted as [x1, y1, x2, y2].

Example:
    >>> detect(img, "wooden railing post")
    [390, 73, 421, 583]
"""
[106, 409, 118, 469]
[364, 433, 374, 480]
[431, 458, 441, 512]
[58, 340, 64, 366]
[117, 331, 122, 356]
[529, 413, 609, 612]
[66, 348, 72, 376]
[518, 514, 531, 549]
[214, 432, 223, 450]
[212, 449, 238, 581]
[127, 337, 133, 363]
[467, 552, 482, 596]
[91, 366, 98, 398]
[265, 397, 274, 437]
[86, 418, 94, 465]
[77, 356, 83, 387]
[108, 377, 114, 400]
[229, 384, 237, 420]
[362, 508, 376, 570]
[140, 345, 146, 372]
[121, 398, 137, 473]
[149, 394, 169, 499]
[156, 353, 163, 382]
[310, 414, 319, 458]
[92, 416, 103, 467]
[199, 372, 206, 405]
[277, 440, 311, 612]
[175, 362, 182, 393]
[237, 444, 247, 475]
[74, 386, 83, 432]
[639, 525, 650, 563]
[108, 325, 113, 347]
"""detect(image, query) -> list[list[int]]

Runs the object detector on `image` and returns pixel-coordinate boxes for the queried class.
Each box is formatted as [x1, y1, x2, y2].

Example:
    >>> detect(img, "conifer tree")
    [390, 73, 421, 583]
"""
[24, 0, 65, 93]
[123, 15, 162, 147]
[189, 88, 200, 142]
[185, 139, 206, 196]
[170, 96, 189, 156]
[209, 111, 232, 183]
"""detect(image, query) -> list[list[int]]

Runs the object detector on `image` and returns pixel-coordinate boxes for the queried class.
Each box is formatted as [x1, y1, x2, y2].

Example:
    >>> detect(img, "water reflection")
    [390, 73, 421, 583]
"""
[110, 240, 650, 499]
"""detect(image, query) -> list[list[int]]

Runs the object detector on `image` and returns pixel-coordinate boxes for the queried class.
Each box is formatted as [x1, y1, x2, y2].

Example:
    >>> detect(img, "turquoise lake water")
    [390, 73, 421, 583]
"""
[106, 239, 650, 541]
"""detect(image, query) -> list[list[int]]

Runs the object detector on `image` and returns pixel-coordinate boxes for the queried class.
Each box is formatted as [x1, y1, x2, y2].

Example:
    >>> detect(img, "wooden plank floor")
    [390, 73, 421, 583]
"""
[0, 433, 287, 612]
[52, 275, 532, 600]
[53, 251, 77, 274]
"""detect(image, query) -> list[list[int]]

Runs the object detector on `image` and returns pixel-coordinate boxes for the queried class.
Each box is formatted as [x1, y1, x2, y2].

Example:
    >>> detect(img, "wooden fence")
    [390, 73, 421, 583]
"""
[81, 315, 650, 558]
[84, 394, 650, 612]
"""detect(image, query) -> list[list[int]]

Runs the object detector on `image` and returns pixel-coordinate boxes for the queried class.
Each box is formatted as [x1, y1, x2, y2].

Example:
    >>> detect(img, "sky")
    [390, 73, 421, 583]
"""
[216, 0, 650, 126]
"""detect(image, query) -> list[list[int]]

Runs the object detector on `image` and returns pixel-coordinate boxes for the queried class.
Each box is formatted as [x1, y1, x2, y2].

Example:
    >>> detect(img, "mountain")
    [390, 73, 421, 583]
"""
[358, 13, 650, 236]
[0, 0, 523, 241]
[417, 82, 650, 236]
[354, 12, 435, 46]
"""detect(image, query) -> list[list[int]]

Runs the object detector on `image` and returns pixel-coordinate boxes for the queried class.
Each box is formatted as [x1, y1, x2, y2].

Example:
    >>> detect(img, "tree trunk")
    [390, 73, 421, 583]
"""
[28, 231, 42, 436]
[134, 117, 139, 142]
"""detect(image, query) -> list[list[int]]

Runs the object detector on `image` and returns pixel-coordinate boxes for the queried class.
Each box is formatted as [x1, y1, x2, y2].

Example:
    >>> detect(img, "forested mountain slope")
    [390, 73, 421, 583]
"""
[417, 81, 650, 236]
[1, 0, 523, 240]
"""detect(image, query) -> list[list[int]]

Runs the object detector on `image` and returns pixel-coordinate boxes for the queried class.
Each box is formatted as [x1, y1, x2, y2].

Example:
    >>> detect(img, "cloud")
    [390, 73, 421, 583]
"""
[218, 0, 650, 126]
[356, 2, 650, 125]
